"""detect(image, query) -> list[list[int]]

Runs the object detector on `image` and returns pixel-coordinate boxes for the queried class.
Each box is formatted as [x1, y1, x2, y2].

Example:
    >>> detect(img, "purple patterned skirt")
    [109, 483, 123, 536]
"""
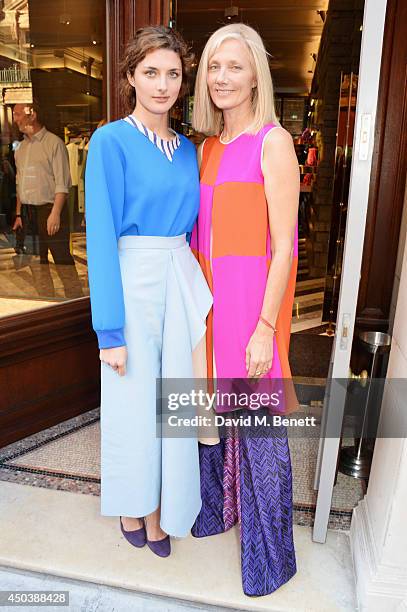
[192, 422, 297, 597]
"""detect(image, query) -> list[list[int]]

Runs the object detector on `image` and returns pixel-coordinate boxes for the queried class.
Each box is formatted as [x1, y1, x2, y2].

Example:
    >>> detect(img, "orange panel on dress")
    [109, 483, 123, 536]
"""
[212, 182, 268, 258]
[200, 138, 225, 186]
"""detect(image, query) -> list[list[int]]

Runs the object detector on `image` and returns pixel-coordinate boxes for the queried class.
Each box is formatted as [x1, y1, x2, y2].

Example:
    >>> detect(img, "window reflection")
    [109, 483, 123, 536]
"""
[0, 0, 105, 317]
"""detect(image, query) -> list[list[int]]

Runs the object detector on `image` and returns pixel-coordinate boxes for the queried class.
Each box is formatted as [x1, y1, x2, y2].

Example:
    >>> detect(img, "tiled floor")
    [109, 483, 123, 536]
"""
[0, 405, 364, 531]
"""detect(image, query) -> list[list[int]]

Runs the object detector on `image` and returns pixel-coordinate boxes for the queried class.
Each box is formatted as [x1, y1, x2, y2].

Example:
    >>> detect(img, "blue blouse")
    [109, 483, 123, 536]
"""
[85, 119, 200, 349]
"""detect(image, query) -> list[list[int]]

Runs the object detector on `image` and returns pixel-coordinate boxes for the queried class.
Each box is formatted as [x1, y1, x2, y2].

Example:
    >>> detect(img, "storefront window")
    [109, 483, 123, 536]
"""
[0, 0, 106, 318]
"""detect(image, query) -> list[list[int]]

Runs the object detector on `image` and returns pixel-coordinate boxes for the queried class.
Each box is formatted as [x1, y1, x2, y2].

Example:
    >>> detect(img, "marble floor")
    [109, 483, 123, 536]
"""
[0, 232, 88, 308]
[0, 406, 364, 531]
[0, 481, 358, 612]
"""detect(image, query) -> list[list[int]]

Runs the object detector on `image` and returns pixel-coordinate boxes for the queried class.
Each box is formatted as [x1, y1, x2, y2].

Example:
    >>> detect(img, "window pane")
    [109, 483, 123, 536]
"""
[0, 0, 106, 318]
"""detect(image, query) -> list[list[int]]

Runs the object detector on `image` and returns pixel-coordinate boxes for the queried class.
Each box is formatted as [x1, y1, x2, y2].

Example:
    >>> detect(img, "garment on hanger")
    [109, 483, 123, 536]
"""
[66, 139, 81, 186]
[78, 140, 88, 214]
[66, 135, 89, 220]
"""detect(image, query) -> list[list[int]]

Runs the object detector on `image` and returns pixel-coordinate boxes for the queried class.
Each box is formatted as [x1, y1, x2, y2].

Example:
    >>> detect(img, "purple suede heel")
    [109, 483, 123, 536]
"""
[119, 517, 146, 548]
[144, 518, 171, 558]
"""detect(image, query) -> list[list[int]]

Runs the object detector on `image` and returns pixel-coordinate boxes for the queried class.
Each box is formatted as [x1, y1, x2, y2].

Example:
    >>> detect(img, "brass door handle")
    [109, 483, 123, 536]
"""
[349, 367, 369, 386]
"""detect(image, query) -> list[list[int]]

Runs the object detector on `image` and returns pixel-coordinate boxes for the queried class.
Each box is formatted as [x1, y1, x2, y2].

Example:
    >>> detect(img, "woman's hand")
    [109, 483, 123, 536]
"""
[245, 323, 274, 379]
[100, 346, 127, 377]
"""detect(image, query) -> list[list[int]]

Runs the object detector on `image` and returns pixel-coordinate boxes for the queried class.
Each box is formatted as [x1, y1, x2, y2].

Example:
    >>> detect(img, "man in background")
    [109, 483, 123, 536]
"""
[12, 101, 82, 297]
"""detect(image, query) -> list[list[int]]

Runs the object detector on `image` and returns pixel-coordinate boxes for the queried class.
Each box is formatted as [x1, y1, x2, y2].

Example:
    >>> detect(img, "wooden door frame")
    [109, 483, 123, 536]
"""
[108, 0, 171, 119]
[356, 0, 407, 329]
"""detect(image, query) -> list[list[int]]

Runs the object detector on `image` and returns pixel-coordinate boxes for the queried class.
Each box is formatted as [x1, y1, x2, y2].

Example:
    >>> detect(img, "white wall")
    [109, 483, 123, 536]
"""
[351, 191, 407, 610]
[389, 184, 407, 333]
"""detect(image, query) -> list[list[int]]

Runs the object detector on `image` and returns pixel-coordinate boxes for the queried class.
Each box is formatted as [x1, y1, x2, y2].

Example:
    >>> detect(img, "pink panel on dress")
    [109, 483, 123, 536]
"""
[215, 124, 276, 186]
[190, 223, 198, 251]
[212, 255, 283, 381]
[223, 434, 241, 530]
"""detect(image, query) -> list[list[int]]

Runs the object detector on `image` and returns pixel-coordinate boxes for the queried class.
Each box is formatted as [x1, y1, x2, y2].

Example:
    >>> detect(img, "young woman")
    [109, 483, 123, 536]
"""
[190, 24, 299, 595]
[85, 26, 212, 558]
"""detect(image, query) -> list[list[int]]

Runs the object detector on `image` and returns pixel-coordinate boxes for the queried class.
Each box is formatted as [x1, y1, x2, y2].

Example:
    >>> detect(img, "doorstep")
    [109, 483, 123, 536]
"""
[0, 482, 357, 612]
[0, 566, 229, 612]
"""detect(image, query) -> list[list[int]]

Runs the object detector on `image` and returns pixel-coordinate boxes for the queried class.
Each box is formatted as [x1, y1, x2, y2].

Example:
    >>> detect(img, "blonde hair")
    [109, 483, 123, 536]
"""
[192, 23, 278, 136]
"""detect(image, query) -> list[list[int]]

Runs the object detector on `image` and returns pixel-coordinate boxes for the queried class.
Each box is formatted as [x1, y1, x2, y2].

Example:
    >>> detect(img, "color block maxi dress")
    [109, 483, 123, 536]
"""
[190, 124, 298, 596]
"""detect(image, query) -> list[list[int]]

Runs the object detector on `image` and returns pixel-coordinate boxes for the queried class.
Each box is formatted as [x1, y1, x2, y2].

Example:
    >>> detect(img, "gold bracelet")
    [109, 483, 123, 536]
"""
[259, 315, 277, 333]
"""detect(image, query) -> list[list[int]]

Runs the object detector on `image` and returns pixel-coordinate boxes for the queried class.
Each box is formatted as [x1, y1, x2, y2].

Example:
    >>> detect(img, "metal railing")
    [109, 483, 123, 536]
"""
[0, 65, 31, 84]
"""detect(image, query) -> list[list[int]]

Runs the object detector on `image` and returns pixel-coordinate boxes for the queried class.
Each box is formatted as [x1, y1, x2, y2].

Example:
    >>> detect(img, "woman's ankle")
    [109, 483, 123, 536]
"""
[121, 516, 143, 530]
[144, 515, 167, 540]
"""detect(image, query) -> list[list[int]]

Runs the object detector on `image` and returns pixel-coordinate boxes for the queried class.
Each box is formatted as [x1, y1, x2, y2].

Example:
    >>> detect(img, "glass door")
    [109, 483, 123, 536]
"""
[312, 0, 389, 543]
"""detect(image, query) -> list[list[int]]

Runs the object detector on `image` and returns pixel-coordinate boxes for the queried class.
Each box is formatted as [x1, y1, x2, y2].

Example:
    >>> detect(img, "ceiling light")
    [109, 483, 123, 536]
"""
[60, 13, 71, 25]
[225, 6, 239, 20]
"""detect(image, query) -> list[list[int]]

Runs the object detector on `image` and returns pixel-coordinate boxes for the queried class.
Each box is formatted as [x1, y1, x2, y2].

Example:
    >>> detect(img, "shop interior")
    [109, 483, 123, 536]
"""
[0, 0, 374, 531]
[0, 0, 105, 316]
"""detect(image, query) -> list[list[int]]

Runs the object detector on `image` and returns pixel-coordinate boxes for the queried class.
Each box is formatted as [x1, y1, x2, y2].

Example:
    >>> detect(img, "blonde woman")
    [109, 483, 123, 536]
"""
[190, 24, 299, 596]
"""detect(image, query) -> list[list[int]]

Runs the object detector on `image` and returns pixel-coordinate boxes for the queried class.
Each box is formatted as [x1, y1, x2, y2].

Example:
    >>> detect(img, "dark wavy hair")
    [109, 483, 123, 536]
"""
[119, 26, 194, 116]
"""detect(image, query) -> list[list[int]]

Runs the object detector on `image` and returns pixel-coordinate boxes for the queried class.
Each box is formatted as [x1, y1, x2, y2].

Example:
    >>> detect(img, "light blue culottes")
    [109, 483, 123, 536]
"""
[100, 234, 212, 537]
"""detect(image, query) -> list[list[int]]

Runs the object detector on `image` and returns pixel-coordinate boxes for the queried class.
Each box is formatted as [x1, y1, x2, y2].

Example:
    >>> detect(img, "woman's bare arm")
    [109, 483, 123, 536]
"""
[245, 127, 299, 378]
[260, 127, 299, 327]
